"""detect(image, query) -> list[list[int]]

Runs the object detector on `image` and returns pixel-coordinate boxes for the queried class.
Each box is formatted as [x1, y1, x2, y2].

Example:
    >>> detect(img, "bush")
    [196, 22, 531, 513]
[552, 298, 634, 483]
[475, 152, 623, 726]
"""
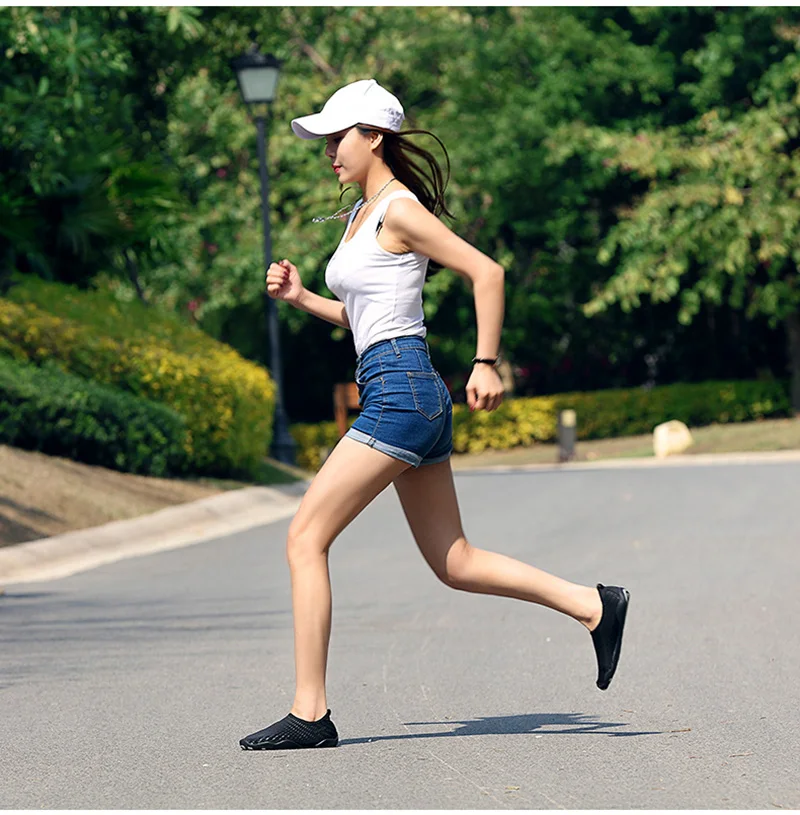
[451, 379, 793, 454]
[0, 279, 276, 476]
[289, 379, 792, 467]
[0, 355, 190, 476]
[290, 418, 356, 472]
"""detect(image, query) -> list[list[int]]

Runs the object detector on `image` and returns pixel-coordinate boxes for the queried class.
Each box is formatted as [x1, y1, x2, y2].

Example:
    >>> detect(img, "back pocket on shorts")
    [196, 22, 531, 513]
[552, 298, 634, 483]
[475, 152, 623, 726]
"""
[407, 372, 443, 420]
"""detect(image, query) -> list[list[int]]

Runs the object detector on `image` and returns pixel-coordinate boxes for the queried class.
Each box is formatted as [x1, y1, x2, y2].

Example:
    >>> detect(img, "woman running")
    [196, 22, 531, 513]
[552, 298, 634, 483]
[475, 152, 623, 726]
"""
[240, 79, 630, 750]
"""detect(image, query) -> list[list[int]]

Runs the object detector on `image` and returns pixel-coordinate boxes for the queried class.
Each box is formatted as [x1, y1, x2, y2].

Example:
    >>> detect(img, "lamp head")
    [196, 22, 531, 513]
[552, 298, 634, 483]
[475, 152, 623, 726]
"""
[231, 46, 281, 106]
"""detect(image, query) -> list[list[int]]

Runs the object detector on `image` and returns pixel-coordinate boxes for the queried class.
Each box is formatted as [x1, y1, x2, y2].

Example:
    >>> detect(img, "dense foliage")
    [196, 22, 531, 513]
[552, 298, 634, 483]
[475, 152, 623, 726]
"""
[2, 7, 799, 422]
[0, 279, 276, 476]
[0, 355, 190, 476]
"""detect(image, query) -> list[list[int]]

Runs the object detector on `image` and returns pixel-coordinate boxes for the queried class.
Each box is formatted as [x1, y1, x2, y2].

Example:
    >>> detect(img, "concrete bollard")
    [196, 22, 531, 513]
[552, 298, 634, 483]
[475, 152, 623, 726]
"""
[558, 409, 577, 462]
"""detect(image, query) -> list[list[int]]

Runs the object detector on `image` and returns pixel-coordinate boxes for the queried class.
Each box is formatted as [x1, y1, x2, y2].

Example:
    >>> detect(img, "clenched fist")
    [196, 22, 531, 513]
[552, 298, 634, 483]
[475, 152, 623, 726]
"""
[266, 259, 304, 305]
[466, 365, 505, 412]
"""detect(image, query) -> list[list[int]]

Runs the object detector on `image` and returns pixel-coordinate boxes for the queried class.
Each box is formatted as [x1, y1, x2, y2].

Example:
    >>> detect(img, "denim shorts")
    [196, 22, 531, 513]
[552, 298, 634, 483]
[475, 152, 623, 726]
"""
[347, 335, 453, 468]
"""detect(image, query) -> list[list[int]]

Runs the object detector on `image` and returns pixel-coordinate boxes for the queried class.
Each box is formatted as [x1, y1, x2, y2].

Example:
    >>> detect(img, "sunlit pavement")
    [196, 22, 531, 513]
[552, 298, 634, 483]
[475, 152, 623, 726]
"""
[3, 459, 798, 809]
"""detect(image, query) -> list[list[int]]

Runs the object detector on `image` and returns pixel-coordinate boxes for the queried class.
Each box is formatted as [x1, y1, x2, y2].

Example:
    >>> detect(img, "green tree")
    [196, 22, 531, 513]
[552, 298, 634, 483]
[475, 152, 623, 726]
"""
[182, 6, 698, 405]
[0, 7, 201, 289]
[549, 17, 800, 411]
[5, 6, 798, 421]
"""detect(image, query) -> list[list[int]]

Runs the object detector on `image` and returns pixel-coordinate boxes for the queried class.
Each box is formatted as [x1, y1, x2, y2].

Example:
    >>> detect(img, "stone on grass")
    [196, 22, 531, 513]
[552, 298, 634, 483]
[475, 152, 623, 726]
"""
[653, 420, 694, 458]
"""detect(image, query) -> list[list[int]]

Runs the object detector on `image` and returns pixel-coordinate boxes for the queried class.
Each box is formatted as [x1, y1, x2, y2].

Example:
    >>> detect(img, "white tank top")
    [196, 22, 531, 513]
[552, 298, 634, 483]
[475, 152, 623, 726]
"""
[324, 190, 429, 356]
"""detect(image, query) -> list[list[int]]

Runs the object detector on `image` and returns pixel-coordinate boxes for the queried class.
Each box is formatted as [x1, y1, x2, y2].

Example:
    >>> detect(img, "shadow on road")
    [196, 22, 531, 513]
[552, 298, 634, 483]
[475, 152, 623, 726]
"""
[339, 711, 663, 745]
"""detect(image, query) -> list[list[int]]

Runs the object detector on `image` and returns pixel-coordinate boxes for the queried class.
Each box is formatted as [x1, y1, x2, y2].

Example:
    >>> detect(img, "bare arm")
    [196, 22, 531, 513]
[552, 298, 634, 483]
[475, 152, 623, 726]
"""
[266, 259, 350, 330]
[386, 199, 505, 359]
[295, 288, 350, 330]
[386, 199, 506, 412]
[469, 268, 505, 360]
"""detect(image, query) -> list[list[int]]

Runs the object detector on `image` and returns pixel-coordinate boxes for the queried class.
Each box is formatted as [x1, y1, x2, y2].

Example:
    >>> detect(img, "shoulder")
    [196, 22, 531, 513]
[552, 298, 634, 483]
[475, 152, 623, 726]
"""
[381, 194, 447, 255]
[381, 193, 504, 283]
[383, 195, 438, 235]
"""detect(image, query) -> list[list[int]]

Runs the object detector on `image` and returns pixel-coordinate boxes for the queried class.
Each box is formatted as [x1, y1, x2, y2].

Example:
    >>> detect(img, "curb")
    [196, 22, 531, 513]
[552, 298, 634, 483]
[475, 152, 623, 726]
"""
[0, 480, 310, 587]
[3, 448, 798, 587]
[452, 448, 800, 475]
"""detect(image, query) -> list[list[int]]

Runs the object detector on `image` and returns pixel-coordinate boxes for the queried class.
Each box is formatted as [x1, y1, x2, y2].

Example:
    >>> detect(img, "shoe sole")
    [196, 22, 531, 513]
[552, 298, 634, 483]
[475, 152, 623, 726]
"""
[597, 587, 630, 690]
[240, 737, 338, 750]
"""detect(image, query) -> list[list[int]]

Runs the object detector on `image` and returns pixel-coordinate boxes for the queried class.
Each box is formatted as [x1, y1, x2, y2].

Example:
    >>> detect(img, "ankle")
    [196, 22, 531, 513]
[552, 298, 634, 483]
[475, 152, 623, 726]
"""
[577, 585, 603, 631]
[290, 701, 328, 722]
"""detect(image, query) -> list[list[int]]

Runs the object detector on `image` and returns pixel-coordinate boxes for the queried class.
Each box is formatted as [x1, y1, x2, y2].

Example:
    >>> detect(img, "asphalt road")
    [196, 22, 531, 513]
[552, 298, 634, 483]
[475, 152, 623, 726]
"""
[3, 460, 799, 809]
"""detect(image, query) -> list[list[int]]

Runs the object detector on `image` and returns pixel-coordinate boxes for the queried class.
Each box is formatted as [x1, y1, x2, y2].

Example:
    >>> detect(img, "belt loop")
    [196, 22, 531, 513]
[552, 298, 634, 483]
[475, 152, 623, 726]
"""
[391, 338, 401, 357]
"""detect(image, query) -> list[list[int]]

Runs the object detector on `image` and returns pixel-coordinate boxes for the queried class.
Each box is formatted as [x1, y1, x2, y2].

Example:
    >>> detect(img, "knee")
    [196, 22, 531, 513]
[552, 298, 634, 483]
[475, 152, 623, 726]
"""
[286, 519, 330, 569]
[438, 539, 474, 591]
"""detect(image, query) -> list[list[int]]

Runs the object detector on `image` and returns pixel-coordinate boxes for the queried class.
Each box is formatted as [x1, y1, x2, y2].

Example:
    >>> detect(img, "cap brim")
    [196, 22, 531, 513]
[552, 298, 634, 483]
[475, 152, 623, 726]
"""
[291, 112, 357, 140]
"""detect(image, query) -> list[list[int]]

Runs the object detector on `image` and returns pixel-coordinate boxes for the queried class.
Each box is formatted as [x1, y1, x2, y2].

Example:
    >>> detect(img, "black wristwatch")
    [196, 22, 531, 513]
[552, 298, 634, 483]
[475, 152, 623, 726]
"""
[472, 357, 499, 366]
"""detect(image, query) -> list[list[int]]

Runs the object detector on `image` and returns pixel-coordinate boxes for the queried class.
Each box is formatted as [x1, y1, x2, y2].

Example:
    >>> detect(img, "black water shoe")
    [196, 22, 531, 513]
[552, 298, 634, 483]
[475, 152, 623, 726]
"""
[239, 709, 339, 750]
[590, 584, 630, 690]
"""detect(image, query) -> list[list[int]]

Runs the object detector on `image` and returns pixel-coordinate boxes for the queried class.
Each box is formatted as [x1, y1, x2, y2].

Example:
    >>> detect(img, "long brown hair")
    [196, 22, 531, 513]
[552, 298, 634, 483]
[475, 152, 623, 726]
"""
[345, 124, 455, 277]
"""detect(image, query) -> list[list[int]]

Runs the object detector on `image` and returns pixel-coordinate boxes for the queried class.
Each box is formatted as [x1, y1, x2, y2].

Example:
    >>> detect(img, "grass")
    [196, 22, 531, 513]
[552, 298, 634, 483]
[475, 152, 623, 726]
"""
[451, 417, 800, 470]
[0, 446, 309, 548]
[195, 456, 313, 490]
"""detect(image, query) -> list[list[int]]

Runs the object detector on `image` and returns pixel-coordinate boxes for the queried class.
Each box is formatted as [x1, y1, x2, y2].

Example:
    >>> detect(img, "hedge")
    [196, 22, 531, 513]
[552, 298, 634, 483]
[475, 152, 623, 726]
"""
[290, 418, 357, 472]
[0, 355, 190, 476]
[290, 378, 792, 469]
[0, 279, 276, 477]
[452, 378, 792, 453]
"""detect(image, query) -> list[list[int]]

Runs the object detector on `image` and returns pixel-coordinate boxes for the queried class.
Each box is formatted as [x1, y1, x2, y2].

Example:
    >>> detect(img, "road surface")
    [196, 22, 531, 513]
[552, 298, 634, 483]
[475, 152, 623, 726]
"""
[3, 460, 798, 808]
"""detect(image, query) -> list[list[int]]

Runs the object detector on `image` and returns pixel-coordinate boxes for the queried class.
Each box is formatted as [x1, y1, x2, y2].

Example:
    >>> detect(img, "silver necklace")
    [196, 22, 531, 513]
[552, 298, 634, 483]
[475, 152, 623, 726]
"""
[311, 177, 397, 224]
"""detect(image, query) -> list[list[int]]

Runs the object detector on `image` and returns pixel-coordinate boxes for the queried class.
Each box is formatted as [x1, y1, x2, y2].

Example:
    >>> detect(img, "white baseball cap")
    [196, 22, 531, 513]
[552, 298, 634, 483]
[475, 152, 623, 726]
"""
[291, 79, 404, 140]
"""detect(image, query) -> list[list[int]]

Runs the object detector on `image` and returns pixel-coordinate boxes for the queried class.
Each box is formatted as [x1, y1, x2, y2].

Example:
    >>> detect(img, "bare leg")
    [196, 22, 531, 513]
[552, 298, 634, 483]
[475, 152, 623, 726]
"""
[393, 459, 603, 629]
[285, 437, 410, 721]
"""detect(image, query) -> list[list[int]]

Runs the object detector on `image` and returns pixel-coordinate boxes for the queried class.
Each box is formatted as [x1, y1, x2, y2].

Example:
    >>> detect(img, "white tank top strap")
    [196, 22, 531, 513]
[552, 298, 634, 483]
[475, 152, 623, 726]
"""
[346, 199, 363, 228]
[335, 198, 362, 247]
[375, 190, 418, 217]
[339, 190, 419, 245]
[374, 190, 419, 235]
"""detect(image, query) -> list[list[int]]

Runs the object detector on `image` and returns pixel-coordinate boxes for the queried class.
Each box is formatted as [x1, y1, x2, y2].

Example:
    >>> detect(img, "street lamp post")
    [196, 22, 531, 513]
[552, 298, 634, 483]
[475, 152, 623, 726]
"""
[231, 46, 296, 465]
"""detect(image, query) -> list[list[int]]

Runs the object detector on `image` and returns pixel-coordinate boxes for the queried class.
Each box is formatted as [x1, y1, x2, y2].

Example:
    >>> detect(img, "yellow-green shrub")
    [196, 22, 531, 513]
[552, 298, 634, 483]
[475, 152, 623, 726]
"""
[290, 418, 356, 472]
[0, 355, 190, 477]
[452, 379, 792, 453]
[289, 379, 791, 468]
[1, 279, 276, 476]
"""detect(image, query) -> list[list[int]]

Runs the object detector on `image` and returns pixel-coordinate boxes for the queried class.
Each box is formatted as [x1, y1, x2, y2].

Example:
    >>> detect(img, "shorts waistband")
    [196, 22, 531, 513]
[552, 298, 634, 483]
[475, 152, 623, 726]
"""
[357, 335, 429, 363]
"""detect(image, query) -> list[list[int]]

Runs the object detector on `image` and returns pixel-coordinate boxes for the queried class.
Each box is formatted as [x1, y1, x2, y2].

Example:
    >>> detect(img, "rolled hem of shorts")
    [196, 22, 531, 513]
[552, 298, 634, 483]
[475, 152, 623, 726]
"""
[345, 428, 422, 467]
[419, 448, 453, 466]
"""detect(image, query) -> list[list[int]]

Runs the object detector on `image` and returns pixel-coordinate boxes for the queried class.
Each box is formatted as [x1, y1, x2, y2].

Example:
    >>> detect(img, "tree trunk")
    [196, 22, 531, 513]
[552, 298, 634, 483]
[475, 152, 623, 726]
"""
[125, 249, 147, 304]
[787, 310, 800, 416]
